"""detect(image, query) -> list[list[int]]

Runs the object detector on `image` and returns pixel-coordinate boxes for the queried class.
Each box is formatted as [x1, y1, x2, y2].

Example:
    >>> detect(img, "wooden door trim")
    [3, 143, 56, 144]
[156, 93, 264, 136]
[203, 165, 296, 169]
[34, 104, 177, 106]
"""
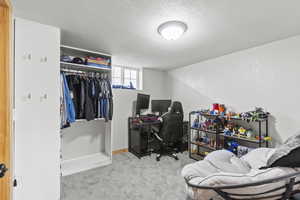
[0, 0, 12, 200]
[0, 0, 11, 8]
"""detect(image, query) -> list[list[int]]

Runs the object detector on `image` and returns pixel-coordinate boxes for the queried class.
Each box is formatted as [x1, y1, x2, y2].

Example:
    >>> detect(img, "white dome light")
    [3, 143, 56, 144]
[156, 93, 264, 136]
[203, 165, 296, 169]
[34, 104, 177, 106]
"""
[158, 21, 188, 40]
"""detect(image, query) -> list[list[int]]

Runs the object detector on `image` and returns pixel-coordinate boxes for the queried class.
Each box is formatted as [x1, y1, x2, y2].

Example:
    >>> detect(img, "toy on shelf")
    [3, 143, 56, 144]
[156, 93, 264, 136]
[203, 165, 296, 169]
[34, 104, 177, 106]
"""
[264, 136, 272, 142]
[238, 127, 247, 136]
[211, 103, 219, 115]
[224, 127, 233, 136]
[219, 104, 226, 115]
[223, 121, 235, 136]
[202, 119, 212, 130]
[198, 118, 224, 132]
[210, 103, 227, 115]
[255, 136, 272, 141]
[225, 111, 234, 120]
[223, 121, 259, 140]
[194, 135, 217, 149]
[200, 109, 210, 114]
[212, 103, 219, 111]
[237, 145, 254, 157]
[202, 136, 210, 144]
[240, 107, 269, 121]
[246, 129, 254, 138]
[192, 118, 200, 129]
[227, 141, 239, 154]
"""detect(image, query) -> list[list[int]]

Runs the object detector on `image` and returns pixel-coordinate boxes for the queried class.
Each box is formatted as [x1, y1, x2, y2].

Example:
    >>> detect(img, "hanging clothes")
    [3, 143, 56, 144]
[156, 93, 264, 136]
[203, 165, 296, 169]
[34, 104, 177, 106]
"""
[80, 78, 86, 119]
[98, 75, 113, 122]
[60, 71, 113, 126]
[85, 78, 96, 121]
[61, 72, 76, 128]
[66, 75, 82, 119]
[107, 79, 113, 121]
[60, 73, 68, 128]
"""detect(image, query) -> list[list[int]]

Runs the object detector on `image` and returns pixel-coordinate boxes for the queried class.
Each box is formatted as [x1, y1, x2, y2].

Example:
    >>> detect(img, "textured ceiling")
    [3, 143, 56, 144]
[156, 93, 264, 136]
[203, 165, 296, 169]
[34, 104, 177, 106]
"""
[12, 0, 300, 70]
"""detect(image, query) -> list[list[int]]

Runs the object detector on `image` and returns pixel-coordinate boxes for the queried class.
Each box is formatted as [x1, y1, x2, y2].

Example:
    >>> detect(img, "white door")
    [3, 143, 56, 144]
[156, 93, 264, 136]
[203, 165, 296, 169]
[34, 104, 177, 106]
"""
[14, 18, 60, 200]
[33, 21, 61, 200]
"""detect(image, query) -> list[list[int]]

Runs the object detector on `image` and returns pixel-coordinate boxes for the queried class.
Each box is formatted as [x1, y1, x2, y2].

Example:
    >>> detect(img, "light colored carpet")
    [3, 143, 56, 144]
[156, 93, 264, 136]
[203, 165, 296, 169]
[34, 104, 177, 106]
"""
[62, 152, 194, 200]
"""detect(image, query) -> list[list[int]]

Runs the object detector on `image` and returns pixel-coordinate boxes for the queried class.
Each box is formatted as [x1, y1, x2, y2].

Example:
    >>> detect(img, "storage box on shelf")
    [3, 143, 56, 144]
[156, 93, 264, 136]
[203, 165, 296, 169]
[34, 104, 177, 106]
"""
[189, 108, 270, 161]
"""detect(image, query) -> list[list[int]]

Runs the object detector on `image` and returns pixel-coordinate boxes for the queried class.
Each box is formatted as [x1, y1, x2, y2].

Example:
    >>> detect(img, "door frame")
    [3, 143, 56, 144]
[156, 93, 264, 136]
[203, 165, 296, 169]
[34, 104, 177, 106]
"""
[0, 0, 12, 200]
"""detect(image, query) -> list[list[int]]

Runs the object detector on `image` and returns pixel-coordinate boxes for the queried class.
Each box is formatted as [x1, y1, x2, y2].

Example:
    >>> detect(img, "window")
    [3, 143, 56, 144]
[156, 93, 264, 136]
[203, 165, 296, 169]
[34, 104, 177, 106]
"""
[112, 66, 140, 89]
[112, 66, 122, 85]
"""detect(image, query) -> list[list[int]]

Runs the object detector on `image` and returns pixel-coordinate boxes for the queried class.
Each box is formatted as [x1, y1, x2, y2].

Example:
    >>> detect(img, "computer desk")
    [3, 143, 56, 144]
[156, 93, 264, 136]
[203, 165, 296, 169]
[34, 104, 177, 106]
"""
[128, 117, 161, 158]
[128, 117, 188, 159]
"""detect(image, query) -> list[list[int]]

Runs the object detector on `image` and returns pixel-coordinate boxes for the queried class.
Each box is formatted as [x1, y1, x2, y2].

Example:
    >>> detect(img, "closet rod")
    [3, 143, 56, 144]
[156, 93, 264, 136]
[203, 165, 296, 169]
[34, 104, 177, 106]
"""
[61, 68, 85, 73]
[61, 69, 110, 78]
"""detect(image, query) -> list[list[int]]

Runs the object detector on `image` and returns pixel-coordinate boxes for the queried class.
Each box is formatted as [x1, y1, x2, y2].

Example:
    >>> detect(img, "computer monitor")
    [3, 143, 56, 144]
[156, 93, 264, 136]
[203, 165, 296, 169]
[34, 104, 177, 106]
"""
[136, 93, 150, 115]
[151, 100, 172, 115]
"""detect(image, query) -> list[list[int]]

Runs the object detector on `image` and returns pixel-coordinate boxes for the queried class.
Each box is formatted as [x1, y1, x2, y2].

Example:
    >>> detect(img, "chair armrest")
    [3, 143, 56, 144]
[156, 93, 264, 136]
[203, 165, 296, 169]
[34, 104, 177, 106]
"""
[154, 132, 163, 142]
[152, 125, 160, 133]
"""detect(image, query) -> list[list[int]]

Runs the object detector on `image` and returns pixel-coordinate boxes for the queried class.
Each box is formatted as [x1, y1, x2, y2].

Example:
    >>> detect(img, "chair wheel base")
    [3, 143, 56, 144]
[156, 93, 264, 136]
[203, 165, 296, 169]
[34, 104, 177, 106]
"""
[156, 154, 161, 161]
[155, 153, 178, 161]
[172, 153, 179, 160]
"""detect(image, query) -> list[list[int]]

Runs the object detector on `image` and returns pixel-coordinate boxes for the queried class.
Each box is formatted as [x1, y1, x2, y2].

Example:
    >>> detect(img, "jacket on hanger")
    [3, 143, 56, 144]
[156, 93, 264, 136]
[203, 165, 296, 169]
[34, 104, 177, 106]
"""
[85, 78, 96, 121]
[61, 72, 76, 124]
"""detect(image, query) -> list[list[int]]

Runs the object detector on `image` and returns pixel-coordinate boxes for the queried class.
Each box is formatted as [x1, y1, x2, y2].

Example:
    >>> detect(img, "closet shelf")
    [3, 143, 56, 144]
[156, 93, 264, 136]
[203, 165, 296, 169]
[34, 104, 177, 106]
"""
[61, 45, 111, 57]
[60, 61, 111, 72]
[61, 152, 112, 176]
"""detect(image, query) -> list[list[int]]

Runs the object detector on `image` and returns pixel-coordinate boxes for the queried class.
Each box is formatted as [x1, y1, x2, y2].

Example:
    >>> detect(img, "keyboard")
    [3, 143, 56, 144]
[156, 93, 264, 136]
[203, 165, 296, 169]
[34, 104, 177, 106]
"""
[140, 116, 159, 123]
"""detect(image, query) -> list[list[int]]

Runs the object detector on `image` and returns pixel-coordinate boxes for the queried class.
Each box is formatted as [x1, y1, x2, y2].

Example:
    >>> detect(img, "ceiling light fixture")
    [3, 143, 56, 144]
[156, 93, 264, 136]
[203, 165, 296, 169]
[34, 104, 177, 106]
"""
[158, 21, 188, 40]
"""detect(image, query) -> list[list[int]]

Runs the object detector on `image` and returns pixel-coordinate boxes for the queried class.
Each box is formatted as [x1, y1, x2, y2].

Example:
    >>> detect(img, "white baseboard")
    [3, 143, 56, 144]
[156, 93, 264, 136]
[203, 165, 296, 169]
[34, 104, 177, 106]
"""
[61, 152, 112, 176]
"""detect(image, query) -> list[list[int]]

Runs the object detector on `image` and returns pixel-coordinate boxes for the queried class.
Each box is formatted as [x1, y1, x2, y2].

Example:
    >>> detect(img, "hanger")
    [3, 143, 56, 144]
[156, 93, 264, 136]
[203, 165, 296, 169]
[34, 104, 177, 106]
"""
[100, 73, 104, 79]
[104, 73, 108, 79]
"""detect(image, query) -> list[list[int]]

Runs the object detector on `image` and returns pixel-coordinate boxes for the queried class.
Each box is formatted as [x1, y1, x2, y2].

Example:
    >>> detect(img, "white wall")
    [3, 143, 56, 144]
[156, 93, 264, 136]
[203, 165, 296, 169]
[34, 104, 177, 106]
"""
[112, 89, 139, 151]
[143, 69, 170, 99]
[167, 35, 300, 146]
[112, 69, 170, 150]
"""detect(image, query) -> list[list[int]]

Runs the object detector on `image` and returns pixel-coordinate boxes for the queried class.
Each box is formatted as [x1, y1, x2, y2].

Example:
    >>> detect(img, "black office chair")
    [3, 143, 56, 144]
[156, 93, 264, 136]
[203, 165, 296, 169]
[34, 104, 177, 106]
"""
[152, 101, 184, 161]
